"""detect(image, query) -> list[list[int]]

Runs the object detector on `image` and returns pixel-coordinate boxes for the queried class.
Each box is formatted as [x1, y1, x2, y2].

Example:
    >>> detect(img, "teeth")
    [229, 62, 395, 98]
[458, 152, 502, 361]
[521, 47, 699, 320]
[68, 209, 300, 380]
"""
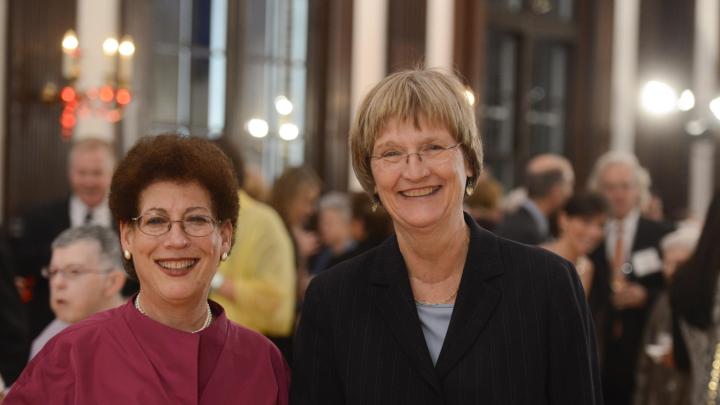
[401, 187, 436, 197]
[157, 259, 197, 270]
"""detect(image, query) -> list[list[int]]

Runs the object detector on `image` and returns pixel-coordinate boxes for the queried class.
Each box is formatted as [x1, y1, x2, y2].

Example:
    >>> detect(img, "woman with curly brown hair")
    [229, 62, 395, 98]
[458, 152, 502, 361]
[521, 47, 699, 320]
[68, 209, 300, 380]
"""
[7, 134, 289, 405]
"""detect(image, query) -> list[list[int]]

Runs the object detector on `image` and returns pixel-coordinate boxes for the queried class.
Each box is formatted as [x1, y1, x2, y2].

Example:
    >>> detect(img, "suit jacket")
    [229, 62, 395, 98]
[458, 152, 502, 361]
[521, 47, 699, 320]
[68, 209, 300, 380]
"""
[13, 199, 71, 338]
[495, 205, 548, 245]
[290, 213, 602, 405]
[588, 216, 675, 404]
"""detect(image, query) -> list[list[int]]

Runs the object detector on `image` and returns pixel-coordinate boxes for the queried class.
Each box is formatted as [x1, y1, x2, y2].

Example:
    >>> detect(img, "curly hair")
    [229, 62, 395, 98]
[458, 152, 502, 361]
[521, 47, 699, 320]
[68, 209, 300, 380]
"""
[109, 134, 239, 278]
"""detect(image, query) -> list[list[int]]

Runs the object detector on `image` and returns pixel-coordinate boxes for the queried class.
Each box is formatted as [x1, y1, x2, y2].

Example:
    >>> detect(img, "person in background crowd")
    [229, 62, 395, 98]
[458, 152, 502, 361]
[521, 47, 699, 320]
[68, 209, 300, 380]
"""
[210, 136, 296, 362]
[244, 163, 271, 203]
[464, 171, 504, 231]
[309, 192, 356, 275]
[588, 151, 675, 405]
[0, 231, 28, 388]
[495, 153, 574, 245]
[30, 225, 126, 358]
[5, 134, 289, 404]
[670, 191, 720, 405]
[633, 224, 700, 405]
[12, 138, 121, 339]
[291, 68, 601, 404]
[542, 192, 608, 296]
[269, 166, 321, 302]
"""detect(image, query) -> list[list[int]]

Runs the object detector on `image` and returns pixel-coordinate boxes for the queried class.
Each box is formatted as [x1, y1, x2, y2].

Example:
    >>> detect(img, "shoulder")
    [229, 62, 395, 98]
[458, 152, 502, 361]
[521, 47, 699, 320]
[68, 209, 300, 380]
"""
[491, 233, 578, 287]
[225, 319, 285, 358]
[638, 216, 675, 235]
[237, 194, 289, 236]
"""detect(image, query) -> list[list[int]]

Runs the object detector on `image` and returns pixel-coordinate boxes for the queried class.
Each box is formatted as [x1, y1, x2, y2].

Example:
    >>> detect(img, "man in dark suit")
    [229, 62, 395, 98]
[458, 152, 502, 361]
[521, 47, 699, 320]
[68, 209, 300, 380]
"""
[587, 151, 674, 405]
[496, 154, 574, 244]
[13, 138, 117, 339]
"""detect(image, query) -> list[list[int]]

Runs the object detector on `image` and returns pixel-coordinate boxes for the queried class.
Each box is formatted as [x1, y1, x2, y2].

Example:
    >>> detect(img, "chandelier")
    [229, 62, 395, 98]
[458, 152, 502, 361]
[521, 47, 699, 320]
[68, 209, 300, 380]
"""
[41, 30, 136, 138]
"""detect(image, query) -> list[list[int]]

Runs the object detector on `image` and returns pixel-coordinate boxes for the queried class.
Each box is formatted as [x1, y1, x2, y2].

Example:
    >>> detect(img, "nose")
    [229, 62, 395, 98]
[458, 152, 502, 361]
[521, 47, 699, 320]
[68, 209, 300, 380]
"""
[51, 273, 68, 290]
[401, 153, 429, 181]
[164, 221, 190, 248]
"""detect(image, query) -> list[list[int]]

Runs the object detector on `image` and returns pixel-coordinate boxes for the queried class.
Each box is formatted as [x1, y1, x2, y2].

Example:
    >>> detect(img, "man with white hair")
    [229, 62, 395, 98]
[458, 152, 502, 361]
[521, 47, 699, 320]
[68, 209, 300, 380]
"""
[14, 138, 118, 339]
[587, 151, 675, 405]
[30, 225, 126, 358]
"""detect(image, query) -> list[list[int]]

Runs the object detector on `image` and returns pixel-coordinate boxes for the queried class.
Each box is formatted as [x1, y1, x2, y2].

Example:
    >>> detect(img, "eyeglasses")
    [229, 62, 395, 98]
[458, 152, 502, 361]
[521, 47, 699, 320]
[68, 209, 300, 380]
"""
[41, 266, 109, 280]
[370, 143, 462, 167]
[132, 213, 219, 237]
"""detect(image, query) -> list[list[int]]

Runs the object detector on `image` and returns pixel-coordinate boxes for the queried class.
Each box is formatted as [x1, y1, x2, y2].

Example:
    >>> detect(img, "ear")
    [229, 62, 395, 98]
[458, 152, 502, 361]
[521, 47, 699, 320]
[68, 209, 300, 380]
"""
[219, 220, 233, 254]
[119, 221, 134, 254]
[103, 271, 127, 298]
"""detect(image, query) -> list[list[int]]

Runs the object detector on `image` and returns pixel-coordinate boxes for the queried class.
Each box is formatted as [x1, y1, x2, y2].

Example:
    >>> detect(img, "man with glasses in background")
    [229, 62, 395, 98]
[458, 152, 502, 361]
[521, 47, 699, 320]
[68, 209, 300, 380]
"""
[29, 225, 126, 358]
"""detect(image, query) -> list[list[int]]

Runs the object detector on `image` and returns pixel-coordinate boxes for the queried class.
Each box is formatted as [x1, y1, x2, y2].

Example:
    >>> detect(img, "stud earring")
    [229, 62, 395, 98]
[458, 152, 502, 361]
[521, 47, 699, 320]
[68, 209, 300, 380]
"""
[221, 252, 229, 261]
[123, 250, 132, 260]
[371, 202, 378, 213]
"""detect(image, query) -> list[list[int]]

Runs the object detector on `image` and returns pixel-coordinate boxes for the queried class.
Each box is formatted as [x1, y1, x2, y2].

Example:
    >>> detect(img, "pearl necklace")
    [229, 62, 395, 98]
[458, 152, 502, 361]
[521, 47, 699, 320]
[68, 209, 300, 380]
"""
[134, 292, 213, 333]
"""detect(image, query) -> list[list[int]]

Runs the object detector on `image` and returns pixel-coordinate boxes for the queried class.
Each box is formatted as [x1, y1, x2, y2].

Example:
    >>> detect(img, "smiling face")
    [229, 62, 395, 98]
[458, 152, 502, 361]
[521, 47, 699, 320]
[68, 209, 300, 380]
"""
[370, 118, 471, 232]
[559, 212, 606, 257]
[120, 181, 232, 306]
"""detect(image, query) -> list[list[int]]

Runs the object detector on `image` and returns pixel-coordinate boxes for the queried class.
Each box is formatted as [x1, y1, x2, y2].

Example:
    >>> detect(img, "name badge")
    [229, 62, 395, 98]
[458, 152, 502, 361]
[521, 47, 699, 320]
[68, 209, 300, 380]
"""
[631, 248, 663, 277]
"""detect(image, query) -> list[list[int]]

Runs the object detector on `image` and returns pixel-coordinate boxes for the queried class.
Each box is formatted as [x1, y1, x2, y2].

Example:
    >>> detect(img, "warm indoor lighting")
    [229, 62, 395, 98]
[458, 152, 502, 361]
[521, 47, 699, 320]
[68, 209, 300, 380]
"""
[464, 89, 476, 106]
[247, 118, 269, 138]
[274, 96, 294, 116]
[278, 123, 299, 140]
[709, 97, 720, 121]
[118, 37, 136, 57]
[685, 119, 707, 136]
[640, 81, 678, 114]
[102, 38, 119, 56]
[61, 30, 79, 52]
[677, 89, 695, 111]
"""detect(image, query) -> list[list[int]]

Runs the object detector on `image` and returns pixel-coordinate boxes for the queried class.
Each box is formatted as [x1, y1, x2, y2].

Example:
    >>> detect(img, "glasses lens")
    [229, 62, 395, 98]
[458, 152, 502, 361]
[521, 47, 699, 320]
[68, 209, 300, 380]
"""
[140, 215, 170, 235]
[183, 215, 215, 236]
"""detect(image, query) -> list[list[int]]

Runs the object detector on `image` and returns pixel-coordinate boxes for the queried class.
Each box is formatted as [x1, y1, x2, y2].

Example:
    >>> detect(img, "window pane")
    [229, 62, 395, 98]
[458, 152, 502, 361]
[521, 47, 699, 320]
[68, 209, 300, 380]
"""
[151, 53, 179, 124]
[192, 0, 211, 47]
[482, 31, 517, 188]
[528, 41, 567, 155]
[190, 56, 209, 129]
[153, 0, 180, 45]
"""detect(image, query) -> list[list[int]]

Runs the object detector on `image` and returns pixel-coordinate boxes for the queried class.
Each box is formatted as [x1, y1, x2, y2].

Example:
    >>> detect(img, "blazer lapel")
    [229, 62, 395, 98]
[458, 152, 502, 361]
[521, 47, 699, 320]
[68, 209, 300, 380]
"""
[435, 215, 504, 378]
[370, 236, 443, 394]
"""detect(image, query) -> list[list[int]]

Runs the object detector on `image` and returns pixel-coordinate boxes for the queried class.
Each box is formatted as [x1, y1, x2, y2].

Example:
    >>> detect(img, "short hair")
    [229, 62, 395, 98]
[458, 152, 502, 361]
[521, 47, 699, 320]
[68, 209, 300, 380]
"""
[51, 225, 123, 271]
[109, 134, 239, 278]
[350, 68, 483, 198]
[68, 137, 116, 167]
[211, 135, 245, 188]
[318, 192, 352, 223]
[587, 151, 651, 207]
[269, 166, 321, 226]
[526, 169, 566, 199]
[562, 192, 608, 219]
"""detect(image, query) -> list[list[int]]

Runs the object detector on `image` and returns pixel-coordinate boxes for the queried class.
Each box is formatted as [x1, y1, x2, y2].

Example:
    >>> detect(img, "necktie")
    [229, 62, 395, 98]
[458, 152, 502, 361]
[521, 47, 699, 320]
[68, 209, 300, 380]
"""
[612, 220, 625, 281]
[84, 210, 93, 225]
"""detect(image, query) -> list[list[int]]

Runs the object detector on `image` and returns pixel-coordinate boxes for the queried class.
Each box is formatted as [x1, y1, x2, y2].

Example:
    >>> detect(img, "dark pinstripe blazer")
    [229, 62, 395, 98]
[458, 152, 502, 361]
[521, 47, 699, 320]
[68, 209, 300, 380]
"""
[290, 213, 602, 405]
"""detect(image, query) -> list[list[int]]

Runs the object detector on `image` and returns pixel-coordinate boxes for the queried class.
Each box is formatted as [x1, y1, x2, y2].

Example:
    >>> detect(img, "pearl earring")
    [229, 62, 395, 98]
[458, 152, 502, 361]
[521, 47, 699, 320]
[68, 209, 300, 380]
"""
[123, 250, 132, 260]
[221, 252, 228, 261]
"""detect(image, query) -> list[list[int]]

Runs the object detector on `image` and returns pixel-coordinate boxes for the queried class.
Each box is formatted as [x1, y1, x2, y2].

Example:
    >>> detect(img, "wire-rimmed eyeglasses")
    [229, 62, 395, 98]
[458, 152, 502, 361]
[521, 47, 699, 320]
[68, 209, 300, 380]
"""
[131, 213, 219, 237]
[370, 143, 462, 166]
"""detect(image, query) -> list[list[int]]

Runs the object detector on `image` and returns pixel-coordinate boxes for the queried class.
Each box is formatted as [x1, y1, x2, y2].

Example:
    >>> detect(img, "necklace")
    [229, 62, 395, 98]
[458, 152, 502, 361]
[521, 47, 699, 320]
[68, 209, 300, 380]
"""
[134, 292, 213, 333]
[414, 288, 458, 306]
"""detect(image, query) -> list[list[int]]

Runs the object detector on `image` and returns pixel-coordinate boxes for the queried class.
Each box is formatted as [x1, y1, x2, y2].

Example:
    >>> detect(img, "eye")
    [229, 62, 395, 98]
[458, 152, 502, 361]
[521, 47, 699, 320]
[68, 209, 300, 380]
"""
[380, 150, 402, 158]
[185, 215, 214, 226]
[143, 215, 169, 226]
[68, 269, 83, 277]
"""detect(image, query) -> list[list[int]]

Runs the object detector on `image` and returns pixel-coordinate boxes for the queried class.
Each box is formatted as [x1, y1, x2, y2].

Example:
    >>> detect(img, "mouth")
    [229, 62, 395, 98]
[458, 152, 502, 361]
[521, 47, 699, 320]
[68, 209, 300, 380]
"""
[155, 258, 199, 276]
[399, 186, 440, 198]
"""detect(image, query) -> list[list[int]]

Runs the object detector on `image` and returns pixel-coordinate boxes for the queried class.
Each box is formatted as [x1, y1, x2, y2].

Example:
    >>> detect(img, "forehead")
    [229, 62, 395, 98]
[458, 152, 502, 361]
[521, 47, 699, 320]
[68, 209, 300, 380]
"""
[138, 181, 212, 212]
[51, 240, 101, 266]
[601, 163, 634, 183]
[374, 117, 454, 147]
[70, 147, 113, 169]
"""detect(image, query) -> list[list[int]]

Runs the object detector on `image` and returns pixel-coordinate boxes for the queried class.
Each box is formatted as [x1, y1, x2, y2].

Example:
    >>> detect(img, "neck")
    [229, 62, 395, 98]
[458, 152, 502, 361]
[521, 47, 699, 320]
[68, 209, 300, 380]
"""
[530, 198, 554, 217]
[329, 237, 351, 255]
[396, 212, 469, 283]
[546, 238, 581, 264]
[136, 291, 209, 333]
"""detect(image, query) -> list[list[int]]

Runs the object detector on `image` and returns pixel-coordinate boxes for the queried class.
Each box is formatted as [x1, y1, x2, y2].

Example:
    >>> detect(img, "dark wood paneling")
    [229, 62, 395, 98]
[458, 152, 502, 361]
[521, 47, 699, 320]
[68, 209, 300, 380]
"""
[635, 0, 694, 219]
[305, 0, 353, 191]
[5, 0, 77, 224]
[387, 0, 426, 72]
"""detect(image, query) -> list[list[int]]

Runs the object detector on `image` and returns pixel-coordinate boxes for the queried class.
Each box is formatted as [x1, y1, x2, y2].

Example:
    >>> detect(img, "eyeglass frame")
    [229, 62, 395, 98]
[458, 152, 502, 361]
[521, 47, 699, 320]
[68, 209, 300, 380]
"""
[41, 265, 114, 280]
[370, 143, 463, 166]
[130, 213, 221, 237]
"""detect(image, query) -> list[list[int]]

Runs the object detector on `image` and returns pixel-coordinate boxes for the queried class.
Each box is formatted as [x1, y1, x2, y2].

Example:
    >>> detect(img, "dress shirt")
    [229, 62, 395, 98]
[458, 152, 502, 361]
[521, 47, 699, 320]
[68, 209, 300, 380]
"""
[69, 196, 111, 228]
[604, 209, 640, 266]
